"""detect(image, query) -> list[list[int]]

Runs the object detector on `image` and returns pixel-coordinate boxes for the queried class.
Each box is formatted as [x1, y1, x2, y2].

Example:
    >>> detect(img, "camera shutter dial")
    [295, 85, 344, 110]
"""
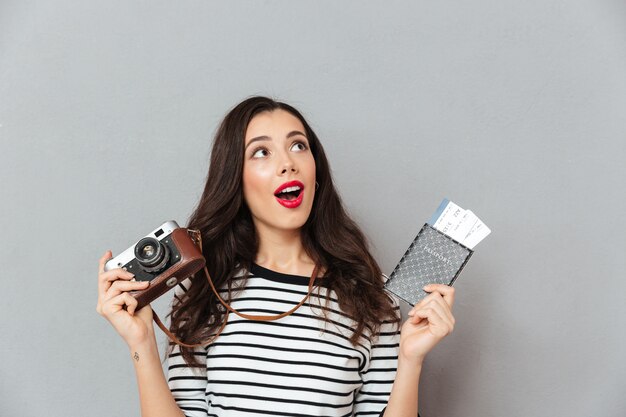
[134, 237, 170, 273]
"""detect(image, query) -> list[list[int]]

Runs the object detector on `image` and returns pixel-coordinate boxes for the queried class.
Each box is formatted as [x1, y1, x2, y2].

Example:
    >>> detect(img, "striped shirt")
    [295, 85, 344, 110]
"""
[167, 263, 401, 417]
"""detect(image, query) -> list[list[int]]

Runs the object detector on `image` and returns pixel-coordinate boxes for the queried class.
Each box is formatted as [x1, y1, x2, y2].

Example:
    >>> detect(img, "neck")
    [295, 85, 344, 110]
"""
[253, 223, 315, 275]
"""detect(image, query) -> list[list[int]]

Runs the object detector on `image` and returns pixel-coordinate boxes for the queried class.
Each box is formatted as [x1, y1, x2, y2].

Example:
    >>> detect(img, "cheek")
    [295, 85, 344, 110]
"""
[303, 157, 317, 202]
[242, 163, 272, 205]
[305, 156, 316, 184]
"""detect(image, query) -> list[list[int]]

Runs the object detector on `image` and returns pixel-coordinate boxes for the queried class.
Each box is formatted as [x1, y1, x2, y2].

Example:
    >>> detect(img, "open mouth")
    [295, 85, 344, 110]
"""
[274, 181, 305, 208]
[274, 185, 303, 201]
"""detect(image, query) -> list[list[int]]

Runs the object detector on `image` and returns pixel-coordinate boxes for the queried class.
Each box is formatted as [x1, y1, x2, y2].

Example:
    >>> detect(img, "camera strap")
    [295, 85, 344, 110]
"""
[151, 229, 321, 348]
[204, 263, 320, 321]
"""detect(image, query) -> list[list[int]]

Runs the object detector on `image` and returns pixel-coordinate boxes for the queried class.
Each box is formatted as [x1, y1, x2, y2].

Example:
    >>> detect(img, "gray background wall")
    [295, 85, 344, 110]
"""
[1, 1, 624, 416]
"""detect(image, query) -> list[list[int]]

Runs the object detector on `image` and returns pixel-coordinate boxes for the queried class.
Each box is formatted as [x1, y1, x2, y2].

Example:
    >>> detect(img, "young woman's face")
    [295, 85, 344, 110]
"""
[242, 109, 316, 234]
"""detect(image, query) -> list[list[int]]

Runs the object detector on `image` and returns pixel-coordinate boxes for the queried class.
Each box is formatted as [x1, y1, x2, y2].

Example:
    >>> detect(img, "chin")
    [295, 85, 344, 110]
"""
[281, 216, 309, 231]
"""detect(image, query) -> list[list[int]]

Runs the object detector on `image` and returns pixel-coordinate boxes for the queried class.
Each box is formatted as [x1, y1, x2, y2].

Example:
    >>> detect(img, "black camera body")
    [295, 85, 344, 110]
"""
[104, 221, 182, 282]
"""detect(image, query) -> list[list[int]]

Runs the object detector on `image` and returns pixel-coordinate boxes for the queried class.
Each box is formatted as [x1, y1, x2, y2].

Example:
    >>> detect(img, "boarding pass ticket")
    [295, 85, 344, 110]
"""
[427, 198, 491, 249]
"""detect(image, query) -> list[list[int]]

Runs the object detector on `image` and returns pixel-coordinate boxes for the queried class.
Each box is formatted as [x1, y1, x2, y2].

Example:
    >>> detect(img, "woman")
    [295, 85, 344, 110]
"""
[96, 96, 456, 417]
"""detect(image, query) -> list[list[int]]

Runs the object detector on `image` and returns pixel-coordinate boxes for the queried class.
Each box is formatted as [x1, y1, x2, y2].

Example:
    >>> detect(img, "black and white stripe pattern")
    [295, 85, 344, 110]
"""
[168, 263, 401, 417]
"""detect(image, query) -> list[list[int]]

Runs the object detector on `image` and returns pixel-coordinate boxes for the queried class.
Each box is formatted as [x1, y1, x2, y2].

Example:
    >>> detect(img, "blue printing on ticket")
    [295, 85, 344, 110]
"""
[427, 198, 450, 226]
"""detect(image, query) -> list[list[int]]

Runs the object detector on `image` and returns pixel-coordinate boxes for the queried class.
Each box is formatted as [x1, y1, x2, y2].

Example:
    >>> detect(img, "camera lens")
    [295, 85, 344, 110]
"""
[134, 237, 170, 273]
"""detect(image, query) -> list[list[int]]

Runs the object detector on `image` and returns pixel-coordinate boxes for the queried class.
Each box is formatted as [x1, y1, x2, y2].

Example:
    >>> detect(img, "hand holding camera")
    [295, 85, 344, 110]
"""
[96, 221, 206, 348]
[96, 251, 155, 348]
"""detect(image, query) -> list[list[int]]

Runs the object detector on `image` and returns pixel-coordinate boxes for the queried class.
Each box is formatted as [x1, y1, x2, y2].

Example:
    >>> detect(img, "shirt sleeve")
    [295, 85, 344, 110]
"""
[166, 278, 209, 417]
[353, 294, 402, 417]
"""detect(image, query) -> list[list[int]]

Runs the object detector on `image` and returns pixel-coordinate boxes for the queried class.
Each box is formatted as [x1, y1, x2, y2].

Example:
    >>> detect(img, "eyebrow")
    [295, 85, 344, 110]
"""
[244, 130, 308, 151]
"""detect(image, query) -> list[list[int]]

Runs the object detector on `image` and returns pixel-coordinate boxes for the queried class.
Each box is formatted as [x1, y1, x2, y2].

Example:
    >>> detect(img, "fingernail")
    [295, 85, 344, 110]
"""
[423, 284, 432, 290]
[408, 310, 415, 316]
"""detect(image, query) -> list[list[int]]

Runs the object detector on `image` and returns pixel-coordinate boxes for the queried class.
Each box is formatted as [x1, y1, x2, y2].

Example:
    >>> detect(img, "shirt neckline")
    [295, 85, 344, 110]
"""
[250, 262, 328, 287]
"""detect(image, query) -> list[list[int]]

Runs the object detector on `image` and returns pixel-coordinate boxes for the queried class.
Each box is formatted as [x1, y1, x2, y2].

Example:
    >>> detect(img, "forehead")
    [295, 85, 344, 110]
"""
[244, 109, 305, 142]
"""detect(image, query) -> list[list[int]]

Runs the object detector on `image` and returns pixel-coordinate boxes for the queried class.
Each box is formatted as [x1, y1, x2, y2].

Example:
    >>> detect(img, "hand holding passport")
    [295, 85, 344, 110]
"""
[384, 198, 490, 305]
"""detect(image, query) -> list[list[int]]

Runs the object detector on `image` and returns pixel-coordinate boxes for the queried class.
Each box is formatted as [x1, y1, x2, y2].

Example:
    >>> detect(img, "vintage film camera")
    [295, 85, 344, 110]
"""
[104, 221, 205, 310]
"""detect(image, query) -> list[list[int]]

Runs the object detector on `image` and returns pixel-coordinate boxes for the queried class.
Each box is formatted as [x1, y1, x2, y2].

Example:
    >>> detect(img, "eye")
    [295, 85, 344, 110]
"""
[251, 147, 269, 158]
[291, 141, 308, 152]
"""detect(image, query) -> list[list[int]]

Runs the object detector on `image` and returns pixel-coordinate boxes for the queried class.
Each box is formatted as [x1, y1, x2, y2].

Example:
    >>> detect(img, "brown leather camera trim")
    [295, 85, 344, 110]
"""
[131, 228, 205, 310]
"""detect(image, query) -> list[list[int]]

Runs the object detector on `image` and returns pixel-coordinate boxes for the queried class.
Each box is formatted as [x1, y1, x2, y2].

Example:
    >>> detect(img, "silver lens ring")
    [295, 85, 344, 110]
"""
[134, 237, 170, 273]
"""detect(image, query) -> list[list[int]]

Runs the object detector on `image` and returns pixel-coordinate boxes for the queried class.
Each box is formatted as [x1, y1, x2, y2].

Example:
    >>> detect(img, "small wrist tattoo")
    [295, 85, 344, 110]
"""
[133, 352, 139, 362]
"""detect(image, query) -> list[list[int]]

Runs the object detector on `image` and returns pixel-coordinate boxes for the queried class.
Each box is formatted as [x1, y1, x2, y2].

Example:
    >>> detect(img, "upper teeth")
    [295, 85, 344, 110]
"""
[280, 186, 301, 193]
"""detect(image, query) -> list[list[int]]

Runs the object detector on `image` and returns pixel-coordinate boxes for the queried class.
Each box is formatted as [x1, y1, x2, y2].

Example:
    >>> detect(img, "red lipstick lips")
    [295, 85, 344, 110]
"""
[274, 180, 304, 209]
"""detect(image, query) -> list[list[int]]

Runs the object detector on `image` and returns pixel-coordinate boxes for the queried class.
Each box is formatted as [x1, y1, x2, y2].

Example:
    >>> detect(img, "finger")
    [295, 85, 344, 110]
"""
[423, 283, 455, 308]
[408, 293, 455, 328]
[99, 250, 113, 274]
[411, 305, 444, 326]
[421, 296, 455, 329]
[410, 290, 443, 311]
[125, 293, 140, 316]
[100, 268, 136, 282]
[411, 305, 453, 336]
[104, 280, 150, 302]
[98, 268, 136, 297]
[102, 292, 138, 317]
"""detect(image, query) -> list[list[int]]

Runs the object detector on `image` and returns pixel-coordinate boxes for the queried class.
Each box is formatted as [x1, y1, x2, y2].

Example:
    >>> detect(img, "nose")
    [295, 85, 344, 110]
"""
[281, 165, 297, 175]
[278, 154, 298, 175]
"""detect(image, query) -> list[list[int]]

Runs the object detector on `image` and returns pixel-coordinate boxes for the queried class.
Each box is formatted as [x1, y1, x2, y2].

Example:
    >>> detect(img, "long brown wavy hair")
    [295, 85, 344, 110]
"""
[169, 96, 400, 366]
